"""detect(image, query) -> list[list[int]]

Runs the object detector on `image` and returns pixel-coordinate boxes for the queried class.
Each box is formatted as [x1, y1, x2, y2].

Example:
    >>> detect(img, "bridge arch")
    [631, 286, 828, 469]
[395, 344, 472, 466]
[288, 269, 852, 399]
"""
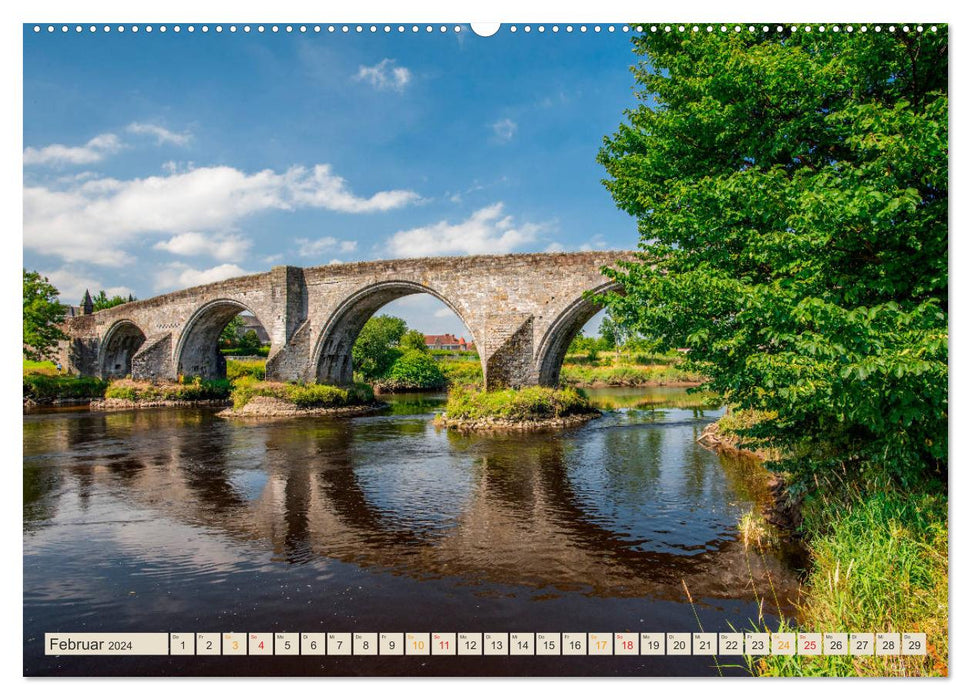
[535, 282, 621, 386]
[311, 280, 476, 385]
[99, 320, 147, 378]
[175, 298, 269, 380]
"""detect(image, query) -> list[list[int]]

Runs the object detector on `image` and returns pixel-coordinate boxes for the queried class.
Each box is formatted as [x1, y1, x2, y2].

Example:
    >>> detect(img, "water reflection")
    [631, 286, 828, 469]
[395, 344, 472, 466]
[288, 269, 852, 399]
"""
[24, 392, 798, 611]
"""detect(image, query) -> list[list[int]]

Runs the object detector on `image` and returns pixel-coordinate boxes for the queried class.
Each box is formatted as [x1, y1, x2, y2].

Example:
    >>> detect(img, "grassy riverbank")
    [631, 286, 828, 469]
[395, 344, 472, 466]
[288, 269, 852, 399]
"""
[23, 359, 108, 402]
[712, 412, 948, 677]
[559, 350, 703, 387]
[104, 378, 232, 402]
[756, 482, 947, 677]
[230, 377, 374, 410]
[442, 385, 593, 422]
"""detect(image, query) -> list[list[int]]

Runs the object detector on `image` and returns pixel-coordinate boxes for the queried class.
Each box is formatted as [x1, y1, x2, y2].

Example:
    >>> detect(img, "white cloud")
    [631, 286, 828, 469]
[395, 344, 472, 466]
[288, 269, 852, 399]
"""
[24, 133, 122, 167]
[294, 236, 358, 258]
[387, 203, 546, 258]
[25, 123, 190, 168]
[154, 263, 250, 292]
[433, 308, 454, 318]
[287, 165, 419, 212]
[355, 58, 411, 92]
[153, 232, 252, 262]
[490, 118, 517, 143]
[579, 234, 608, 251]
[127, 122, 192, 146]
[24, 164, 420, 267]
[40, 267, 132, 303]
[544, 235, 607, 253]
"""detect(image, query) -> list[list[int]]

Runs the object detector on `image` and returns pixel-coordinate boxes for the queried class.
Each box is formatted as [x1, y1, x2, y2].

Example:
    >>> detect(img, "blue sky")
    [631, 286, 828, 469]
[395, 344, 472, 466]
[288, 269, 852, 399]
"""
[23, 24, 643, 337]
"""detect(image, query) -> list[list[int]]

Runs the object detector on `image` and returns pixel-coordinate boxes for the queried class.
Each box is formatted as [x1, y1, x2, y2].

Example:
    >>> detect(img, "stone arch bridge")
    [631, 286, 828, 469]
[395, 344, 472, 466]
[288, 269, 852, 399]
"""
[58, 251, 633, 389]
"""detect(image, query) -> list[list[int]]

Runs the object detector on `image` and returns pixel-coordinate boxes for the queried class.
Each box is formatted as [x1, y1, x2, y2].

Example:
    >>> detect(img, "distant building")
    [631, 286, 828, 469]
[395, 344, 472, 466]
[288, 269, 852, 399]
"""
[424, 333, 474, 352]
[237, 315, 270, 345]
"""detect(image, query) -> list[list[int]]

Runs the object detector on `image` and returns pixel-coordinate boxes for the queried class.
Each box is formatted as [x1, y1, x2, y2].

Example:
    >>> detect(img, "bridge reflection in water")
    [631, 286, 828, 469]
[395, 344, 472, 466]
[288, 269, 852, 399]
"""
[25, 394, 799, 601]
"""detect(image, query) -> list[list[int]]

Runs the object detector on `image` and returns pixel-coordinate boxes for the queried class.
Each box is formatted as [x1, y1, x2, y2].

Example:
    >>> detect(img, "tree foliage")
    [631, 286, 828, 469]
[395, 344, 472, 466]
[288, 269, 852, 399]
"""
[92, 290, 133, 311]
[598, 28, 947, 486]
[400, 329, 429, 353]
[387, 350, 447, 389]
[219, 315, 245, 347]
[23, 269, 67, 362]
[353, 314, 408, 380]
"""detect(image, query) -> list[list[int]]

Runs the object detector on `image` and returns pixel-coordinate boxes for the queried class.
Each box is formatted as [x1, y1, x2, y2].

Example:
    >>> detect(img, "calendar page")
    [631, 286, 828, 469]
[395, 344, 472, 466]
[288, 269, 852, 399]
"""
[20, 6, 949, 682]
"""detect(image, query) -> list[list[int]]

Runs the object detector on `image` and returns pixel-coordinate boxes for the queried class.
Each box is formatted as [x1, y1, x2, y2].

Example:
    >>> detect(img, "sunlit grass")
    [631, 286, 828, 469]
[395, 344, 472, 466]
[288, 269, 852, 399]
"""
[754, 480, 947, 677]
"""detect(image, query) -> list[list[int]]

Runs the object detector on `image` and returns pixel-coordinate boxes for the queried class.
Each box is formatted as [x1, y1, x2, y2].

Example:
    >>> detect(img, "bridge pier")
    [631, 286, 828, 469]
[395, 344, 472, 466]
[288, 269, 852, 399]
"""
[480, 313, 537, 390]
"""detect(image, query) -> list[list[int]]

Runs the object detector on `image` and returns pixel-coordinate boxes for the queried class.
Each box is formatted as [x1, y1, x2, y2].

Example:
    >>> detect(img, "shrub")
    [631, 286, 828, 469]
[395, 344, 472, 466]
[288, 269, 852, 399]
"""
[379, 350, 446, 391]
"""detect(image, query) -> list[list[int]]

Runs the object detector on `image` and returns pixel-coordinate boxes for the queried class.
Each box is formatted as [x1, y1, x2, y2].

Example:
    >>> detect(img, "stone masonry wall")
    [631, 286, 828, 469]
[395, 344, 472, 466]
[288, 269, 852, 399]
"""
[61, 252, 636, 386]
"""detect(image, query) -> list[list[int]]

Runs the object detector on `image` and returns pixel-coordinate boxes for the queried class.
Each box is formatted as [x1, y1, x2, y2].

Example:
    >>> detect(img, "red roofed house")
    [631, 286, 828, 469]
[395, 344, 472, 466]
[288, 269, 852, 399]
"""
[424, 333, 474, 352]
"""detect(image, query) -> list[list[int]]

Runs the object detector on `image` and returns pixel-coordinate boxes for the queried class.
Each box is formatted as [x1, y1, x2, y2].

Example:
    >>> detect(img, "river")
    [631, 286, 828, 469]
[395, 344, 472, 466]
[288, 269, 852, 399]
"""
[23, 387, 801, 676]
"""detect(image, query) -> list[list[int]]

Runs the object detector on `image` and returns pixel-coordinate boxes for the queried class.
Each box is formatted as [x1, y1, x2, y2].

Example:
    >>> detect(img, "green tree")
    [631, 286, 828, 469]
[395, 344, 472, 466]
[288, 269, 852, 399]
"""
[598, 312, 633, 349]
[220, 315, 244, 347]
[92, 290, 133, 311]
[400, 329, 429, 353]
[387, 350, 447, 389]
[353, 314, 408, 380]
[23, 269, 67, 361]
[237, 330, 262, 355]
[598, 28, 947, 486]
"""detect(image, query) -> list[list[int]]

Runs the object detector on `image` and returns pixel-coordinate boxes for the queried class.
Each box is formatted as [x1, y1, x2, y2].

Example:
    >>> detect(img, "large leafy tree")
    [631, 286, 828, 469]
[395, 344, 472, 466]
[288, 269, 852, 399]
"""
[23, 269, 67, 361]
[598, 27, 947, 486]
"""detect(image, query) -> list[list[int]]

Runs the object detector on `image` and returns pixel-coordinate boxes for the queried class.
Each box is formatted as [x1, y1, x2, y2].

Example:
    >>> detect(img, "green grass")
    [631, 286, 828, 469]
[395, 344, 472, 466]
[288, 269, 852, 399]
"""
[24, 373, 108, 401]
[226, 358, 267, 381]
[752, 479, 947, 677]
[104, 378, 232, 402]
[443, 385, 593, 421]
[559, 362, 703, 387]
[23, 358, 59, 376]
[230, 378, 374, 410]
[220, 345, 270, 357]
[437, 358, 484, 388]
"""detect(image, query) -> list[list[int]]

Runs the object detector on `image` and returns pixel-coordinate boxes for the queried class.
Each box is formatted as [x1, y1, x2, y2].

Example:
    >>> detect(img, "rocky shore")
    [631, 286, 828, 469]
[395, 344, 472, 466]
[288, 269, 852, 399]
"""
[90, 398, 232, 410]
[433, 410, 600, 432]
[697, 420, 804, 537]
[217, 395, 385, 419]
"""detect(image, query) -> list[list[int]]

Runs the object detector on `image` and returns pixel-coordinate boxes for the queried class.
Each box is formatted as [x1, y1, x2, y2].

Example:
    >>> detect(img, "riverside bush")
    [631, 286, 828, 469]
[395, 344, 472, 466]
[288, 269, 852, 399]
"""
[444, 386, 592, 421]
[377, 350, 446, 391]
